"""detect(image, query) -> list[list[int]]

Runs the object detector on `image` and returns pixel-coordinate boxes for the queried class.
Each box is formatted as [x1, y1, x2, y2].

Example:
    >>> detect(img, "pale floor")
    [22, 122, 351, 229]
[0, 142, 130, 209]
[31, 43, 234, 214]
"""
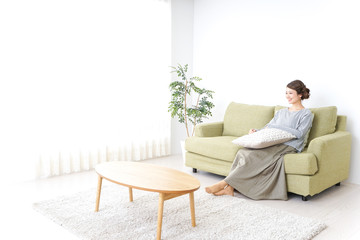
[2, 154, 360, 240]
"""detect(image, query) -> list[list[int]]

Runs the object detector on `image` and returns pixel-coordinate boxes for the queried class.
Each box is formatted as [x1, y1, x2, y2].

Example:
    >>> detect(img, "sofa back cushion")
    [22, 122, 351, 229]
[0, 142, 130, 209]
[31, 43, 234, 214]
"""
[223, 102, 275, 137]
[308, 106, 338, 142]
[275, 105, 338, 145]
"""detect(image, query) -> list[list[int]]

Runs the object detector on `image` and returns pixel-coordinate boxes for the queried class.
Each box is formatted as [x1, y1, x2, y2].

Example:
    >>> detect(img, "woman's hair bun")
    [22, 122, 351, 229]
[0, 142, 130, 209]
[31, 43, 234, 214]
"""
[287, 80, 310, 100]
[302, 87, 310, 100]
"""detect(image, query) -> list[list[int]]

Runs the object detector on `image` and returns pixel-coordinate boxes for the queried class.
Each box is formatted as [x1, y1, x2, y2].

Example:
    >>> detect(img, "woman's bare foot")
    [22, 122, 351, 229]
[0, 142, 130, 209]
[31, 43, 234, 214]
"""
[205, 180, 228, 194]
[214, 185, 234, 196]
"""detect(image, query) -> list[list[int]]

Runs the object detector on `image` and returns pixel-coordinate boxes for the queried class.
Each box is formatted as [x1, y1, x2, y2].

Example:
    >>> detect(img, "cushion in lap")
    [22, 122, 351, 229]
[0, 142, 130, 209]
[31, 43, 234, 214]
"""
[232, 128, 296, 149]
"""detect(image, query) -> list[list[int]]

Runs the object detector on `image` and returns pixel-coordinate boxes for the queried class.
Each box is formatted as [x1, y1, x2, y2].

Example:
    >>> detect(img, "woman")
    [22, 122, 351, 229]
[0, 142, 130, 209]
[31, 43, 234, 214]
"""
[205, 80, 313, 200]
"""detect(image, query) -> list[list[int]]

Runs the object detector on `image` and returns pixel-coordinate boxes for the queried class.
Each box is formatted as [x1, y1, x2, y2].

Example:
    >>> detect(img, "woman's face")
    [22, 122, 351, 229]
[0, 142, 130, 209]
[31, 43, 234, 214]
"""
[286, 87, 302, 104]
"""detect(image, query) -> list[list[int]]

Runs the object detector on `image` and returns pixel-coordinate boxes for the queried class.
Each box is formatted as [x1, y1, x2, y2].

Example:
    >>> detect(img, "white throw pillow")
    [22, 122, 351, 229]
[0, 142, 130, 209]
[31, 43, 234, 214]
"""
[232, 128, 296, 149]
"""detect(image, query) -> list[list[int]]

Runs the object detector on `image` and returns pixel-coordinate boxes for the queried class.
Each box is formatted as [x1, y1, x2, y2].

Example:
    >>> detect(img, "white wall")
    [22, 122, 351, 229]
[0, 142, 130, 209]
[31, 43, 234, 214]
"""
[0, 0, 172, 181]
[171, 0, 194, 154]
[192, 0, 360, 184]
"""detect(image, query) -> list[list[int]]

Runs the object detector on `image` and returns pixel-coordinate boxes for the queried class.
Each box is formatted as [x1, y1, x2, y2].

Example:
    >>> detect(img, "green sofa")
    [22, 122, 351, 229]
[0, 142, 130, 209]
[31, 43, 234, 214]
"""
[185, 102, 352, 201]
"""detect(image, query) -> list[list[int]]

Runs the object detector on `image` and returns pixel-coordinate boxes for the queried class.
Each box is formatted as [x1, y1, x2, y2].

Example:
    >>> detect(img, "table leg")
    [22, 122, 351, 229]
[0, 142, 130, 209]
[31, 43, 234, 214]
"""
[95, 175, 103, 212]
[189, 191, 196, 227]
[157, 193, 165, 240]
[129, 187, 133, 202]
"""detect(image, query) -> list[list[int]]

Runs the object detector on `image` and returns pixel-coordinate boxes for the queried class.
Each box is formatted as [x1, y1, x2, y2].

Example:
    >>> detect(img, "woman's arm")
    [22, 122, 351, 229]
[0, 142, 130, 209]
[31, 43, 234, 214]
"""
[271, 112, 313, 138]
[257, 111, 280, 131]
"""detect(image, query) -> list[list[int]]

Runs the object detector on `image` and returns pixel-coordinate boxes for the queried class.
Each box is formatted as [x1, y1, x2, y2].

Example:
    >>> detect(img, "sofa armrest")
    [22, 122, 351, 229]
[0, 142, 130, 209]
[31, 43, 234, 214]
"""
[195, 122, 224, 137]
[284, 153, 318, 175]
[307, 131, 351, 177]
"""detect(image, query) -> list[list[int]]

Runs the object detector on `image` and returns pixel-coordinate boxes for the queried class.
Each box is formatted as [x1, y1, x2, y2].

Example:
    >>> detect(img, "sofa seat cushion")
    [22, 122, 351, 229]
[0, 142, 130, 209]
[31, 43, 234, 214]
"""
[284, 152, 318, 175]
[185, 136, 241, 162]
[223, 102, 275, 137]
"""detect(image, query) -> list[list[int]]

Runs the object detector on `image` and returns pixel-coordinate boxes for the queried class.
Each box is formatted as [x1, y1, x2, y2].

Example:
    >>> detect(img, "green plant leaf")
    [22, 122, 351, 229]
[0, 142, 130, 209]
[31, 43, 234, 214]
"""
[168, 64, 215, 137]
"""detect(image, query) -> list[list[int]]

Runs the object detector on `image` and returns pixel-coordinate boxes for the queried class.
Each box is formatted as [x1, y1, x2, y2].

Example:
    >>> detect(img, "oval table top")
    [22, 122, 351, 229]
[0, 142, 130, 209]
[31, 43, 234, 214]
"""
[95, 161, 200, 194]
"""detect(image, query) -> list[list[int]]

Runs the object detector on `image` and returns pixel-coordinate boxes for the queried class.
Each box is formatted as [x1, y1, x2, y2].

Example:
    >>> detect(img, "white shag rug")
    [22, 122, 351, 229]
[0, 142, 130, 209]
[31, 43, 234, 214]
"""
[33, 185, 326, 240]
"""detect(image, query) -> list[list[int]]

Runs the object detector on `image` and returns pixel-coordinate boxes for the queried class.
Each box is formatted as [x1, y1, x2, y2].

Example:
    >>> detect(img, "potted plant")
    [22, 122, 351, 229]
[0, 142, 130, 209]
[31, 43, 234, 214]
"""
[168, 64, 215, 158]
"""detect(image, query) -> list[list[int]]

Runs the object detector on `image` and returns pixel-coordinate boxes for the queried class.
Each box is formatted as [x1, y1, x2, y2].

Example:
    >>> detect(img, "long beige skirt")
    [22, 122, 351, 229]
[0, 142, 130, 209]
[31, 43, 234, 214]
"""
[224, 144, 296, 200]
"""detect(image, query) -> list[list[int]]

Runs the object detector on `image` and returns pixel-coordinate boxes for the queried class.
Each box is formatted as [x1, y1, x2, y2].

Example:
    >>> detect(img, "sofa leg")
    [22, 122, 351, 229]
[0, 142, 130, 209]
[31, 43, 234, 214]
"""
[192, 168, 197, 173]
[302, 195, 309, 201]
[336, 182, 341, 186]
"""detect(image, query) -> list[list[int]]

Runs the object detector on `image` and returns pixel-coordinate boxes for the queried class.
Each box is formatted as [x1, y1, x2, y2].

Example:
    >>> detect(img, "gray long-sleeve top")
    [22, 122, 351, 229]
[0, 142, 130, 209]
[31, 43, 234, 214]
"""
[265, 108, 314, 152]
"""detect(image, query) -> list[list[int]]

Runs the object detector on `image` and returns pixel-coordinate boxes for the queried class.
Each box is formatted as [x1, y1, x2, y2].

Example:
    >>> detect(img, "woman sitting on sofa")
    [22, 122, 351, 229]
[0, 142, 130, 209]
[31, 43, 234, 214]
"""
[205, 80, 313, 200]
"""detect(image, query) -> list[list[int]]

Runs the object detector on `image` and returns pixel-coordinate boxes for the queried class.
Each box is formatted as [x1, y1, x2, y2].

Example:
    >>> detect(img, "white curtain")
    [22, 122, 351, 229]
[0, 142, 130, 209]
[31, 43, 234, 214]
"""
[0, 0, 171, 181]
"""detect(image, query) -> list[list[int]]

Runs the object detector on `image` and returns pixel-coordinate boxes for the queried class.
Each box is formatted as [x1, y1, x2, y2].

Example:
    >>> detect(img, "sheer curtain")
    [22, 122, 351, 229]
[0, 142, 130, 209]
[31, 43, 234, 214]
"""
[0, 0, 171, 181]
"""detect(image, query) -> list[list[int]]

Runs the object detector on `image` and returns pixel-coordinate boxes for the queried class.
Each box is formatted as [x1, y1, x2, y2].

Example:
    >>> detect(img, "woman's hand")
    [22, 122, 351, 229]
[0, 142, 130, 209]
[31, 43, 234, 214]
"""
[248, 129, 257, 134]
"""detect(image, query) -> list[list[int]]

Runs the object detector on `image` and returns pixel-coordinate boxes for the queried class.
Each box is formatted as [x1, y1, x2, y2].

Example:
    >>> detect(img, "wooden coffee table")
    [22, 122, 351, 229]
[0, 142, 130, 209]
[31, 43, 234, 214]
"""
[94, 161, 200, 240]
